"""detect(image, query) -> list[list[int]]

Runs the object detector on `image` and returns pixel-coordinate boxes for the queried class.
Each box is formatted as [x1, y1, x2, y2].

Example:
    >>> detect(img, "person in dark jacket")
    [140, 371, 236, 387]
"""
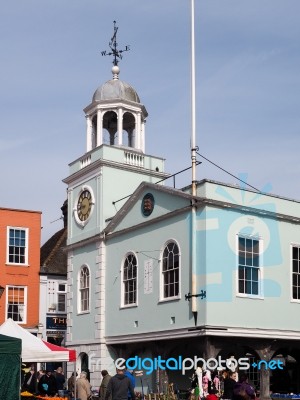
[99, 370, 112, 400]
[105, 369, 135, 400]
[124, 369, 135, 400]
[38, 370, 58, 396]
[232, 374, 255, 400]
[223, 371, 237, 399]
[54, 366, 66, 391]
[22, 367, 37, 394]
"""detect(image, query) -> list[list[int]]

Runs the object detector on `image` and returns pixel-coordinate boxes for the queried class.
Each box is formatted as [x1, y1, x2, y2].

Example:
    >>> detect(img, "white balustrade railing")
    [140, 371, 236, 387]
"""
[80, 154, 91, 168]
[124, 151, 144, 167]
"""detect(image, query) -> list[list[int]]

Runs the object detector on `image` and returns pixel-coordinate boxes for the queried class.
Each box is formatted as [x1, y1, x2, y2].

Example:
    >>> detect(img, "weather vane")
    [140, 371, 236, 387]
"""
[101, 21, 130, 66]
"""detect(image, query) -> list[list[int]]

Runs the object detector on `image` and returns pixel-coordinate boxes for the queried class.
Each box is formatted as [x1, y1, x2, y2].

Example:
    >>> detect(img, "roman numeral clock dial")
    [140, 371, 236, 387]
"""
[75, 188, 94, 225]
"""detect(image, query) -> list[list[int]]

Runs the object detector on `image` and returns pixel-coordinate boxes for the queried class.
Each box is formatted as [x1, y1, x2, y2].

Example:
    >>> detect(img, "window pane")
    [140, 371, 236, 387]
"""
[253, 240, 259, 254]
[252, 268, 258, 282]
[239, 237, 245, 251]
[245, 267, 252, 280]
[293, 260, 299, 273]
[239, 267, 245, 279]
[245, 238, 252, 251]
[239, 252, 245, 266]
[253, 255, 259, 267]
[239, 279, 245, 293]
[293, 246, 299, 260]
[252, 282, 258, 295]
[246, 252, 252, 266]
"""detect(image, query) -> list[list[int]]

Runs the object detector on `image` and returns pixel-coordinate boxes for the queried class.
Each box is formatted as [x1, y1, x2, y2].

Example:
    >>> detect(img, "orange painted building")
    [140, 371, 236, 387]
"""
[0, 207, 42, 328]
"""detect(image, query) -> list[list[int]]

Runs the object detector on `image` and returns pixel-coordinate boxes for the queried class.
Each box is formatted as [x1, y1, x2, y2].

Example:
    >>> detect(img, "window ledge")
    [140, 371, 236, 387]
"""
[78, 310, 90, 315]
[236, 294, 264, 300]
[158, 296, 181, 303]
[120, 304, 138, 309]
[290, 299, 300, 303]
[5, 263, 29, 267]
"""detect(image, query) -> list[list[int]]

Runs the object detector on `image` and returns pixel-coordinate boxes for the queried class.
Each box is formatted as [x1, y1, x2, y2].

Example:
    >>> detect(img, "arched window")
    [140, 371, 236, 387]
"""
[162, 241, 180, 299]
[79, 266, 90, 312]
[91, 115, 97, 149]
[123, 253, 137, 305]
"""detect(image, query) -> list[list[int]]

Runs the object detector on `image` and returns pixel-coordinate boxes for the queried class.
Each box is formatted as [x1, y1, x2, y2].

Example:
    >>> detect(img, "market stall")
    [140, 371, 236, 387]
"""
[0, 319, 76, 399]
[0, 333, 21, 400]
[0, 318, 76, 362]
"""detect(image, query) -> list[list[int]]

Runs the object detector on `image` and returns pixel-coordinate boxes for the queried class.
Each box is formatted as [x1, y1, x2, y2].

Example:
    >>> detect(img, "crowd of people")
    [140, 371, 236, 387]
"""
[190, 366, 256, 400]
[22, 366, 68, 397]
[21, 365, 135, 400]
[21, 362, 256, 400]
[21, 366, 93, 399]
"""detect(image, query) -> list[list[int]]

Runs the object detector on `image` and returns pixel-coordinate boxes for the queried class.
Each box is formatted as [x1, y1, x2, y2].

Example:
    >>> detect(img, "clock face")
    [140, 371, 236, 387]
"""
[77, 189, 93, 221]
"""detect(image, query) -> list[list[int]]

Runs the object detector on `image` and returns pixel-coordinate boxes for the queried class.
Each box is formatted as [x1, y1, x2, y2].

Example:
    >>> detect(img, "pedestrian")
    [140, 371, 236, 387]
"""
[105, 368, 135, 400]
[22, 366, 37, 394]
[232, 373, 255, 400]
[202, 369, 212, 397]
[223, 371, 237, 400]
[206, 388, 219, 400]
[55, 366, 66, 391]
[38, 370, 58, 397]
[99, 370, 112, 400]
[124, 369, 135, 400]
[68, 372, 77, 397]
[76, 371, 92, 400]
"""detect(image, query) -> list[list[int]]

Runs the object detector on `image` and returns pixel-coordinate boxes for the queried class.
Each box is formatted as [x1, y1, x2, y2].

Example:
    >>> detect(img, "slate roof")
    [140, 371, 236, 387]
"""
[40, 227, 67, 275]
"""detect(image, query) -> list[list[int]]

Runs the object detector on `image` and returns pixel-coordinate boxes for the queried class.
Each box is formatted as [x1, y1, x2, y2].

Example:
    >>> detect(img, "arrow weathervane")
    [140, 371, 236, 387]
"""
[101, 21, 130, 66]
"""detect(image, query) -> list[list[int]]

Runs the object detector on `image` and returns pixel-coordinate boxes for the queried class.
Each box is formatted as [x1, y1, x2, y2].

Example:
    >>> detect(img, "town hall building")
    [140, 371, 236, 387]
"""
[63, 37, 300, 397]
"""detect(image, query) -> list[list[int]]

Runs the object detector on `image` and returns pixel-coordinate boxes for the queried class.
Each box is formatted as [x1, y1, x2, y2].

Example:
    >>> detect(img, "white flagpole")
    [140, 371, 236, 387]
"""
[190, 0, 198, 320]
[191, 0, 197, 195]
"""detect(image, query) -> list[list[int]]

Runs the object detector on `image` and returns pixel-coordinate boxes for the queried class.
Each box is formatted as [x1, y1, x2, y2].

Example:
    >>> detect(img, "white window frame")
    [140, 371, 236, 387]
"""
[159, 239, 181, 302]
[290, 243, 300, 303]
[121, 252, 138, 308]
[236, 234, 264, 299]
[78, 265, 90, 314]
[6, 227, 29, 266]
[57, 282, 67, 313]
[6, 285, 27, 324]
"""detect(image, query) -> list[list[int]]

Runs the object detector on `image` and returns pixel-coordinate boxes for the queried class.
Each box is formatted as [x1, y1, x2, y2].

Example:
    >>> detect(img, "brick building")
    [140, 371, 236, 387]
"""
[0, 207, 41, 330]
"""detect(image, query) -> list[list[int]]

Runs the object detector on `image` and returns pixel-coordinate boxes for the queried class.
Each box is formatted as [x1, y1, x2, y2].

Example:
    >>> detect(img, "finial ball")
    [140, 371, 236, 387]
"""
[112, 65, 120, 76]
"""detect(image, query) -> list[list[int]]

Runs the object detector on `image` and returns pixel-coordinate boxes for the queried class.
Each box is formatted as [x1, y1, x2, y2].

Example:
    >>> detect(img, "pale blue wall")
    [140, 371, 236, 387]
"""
[105, 181, 300, 337]
[70, 243, 97, 341]
[105, 212, 193, 336]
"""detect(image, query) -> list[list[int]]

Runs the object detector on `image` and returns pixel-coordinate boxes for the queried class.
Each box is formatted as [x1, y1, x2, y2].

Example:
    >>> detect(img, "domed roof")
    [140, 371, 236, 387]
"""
[92, 66, 140, 103]
[93, 79, 140, 103]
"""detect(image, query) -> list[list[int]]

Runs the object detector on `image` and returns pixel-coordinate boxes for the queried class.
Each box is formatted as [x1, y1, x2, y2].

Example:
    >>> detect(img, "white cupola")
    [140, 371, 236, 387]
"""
[83, 65, 148, 153]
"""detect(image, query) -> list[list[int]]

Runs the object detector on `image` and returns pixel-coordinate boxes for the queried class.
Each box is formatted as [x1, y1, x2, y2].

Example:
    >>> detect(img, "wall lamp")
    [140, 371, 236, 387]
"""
[0, 286, 5, 299]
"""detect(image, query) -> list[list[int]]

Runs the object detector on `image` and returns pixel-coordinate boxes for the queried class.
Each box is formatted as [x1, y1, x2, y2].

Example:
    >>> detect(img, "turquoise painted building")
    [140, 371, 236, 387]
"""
[64, 62, 300, 397]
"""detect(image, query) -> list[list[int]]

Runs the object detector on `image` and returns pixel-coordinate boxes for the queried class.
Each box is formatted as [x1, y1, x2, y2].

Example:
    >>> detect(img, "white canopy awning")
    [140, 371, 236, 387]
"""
[0, 318, 76, 362]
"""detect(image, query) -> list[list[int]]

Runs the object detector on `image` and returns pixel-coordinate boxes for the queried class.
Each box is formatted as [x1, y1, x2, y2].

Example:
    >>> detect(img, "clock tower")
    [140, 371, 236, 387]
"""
[63, 63, 168, 245]
[63, 28, 169, 378]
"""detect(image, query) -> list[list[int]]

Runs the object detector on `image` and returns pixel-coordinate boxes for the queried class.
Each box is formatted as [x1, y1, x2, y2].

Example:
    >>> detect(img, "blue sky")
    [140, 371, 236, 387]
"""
[1, 0, 300, 244]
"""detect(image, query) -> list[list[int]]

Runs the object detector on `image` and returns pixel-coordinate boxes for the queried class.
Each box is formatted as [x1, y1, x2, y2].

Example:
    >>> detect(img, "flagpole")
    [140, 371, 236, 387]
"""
[190, 0, 198, 322]
[191, 0, 197, 184]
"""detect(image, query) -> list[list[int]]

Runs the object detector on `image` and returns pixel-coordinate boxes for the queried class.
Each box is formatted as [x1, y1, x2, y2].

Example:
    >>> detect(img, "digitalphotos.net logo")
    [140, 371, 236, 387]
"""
[114, 356, 284, 375]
